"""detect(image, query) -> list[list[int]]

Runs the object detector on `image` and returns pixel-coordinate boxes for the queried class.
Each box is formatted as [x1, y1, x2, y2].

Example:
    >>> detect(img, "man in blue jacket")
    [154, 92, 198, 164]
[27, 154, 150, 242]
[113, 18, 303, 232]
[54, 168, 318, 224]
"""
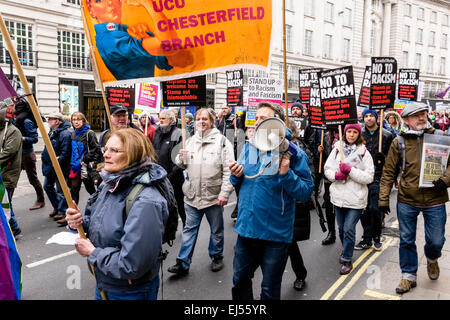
[229, 102, 314, 300]
[42, 112, 72, 225]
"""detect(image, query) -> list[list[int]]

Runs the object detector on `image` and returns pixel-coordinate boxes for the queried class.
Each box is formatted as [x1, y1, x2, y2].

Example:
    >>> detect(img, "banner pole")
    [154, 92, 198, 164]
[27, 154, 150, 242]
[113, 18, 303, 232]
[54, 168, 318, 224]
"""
[379, 109, 384, 153]
[318, 129, 324, 174]
[282, 0, 289, 126]
[338, 125, 344, 162]
[80, 3, 113, 133]
[144, 114, 149, 136]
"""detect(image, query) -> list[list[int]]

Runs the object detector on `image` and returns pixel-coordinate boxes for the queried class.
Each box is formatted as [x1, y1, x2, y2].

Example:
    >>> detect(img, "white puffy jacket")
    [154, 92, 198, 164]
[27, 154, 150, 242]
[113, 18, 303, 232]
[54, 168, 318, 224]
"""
[324, 143, 374, 209]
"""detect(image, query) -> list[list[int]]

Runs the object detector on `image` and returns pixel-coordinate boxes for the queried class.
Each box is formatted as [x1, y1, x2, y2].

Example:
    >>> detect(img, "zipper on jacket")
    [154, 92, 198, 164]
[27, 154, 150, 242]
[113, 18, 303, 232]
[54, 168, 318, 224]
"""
[281, 187, 285, 215]
[417, 137, 425, 206]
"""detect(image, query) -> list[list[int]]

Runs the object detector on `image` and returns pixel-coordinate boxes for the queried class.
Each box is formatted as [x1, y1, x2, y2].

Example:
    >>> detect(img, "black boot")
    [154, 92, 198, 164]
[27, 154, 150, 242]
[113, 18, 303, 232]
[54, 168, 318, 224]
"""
[322, 231, 336, 245]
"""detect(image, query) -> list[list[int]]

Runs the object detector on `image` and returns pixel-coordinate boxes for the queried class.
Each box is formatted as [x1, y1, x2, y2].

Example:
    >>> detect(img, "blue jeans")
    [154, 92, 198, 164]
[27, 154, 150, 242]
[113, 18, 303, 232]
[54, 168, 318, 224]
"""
[397, 202, 447, 280]
[334, 206, 362, 262]
[232, 235, 289, 300]
[6, 188, 19, 232]
[43, 173, 68, 215]
[177, 204, 224, 269]
[94, 275, 160, 300]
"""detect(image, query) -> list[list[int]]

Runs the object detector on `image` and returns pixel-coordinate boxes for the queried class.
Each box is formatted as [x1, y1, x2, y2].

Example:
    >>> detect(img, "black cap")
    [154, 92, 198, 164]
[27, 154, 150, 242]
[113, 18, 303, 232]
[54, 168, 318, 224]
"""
[110, 104, 128, 115]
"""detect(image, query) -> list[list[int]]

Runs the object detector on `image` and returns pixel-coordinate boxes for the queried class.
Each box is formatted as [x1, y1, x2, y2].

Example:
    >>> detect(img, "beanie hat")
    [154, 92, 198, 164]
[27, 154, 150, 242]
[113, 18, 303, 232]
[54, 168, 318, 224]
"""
[291, 100, 303, 112]
[185, 112, 194, 120]
[344, 122, 362, 136]
[362, 108, 378, 121]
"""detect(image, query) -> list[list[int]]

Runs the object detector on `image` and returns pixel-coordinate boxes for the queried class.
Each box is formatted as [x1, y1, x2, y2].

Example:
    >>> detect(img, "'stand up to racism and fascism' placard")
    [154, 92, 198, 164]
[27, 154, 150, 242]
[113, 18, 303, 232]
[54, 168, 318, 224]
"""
[319, 66, 357, 127]
[82, 0, 273, 84]
[370, 57, 397, 110]
[398, 69, 420, 101]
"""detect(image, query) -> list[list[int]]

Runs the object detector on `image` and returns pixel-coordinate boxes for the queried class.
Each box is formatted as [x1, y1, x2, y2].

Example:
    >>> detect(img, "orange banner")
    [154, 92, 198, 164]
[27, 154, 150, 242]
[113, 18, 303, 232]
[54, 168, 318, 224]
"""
[82, 0, 273, 85]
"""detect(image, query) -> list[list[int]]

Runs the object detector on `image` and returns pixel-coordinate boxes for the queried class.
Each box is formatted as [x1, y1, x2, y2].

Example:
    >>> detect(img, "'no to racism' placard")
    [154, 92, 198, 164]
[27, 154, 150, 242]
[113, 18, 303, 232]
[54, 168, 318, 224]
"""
[162, 75, 206, 107]
[370, 57, 397, 110]
[319, 66, 357, 127]
[309, 84, 325, 130]
[226, 69, 244, 106]
[299, 68, 321, 113]
[357, 66, 371, 109]
[398, 69, 420, 101]
[106, 84, 135, 112]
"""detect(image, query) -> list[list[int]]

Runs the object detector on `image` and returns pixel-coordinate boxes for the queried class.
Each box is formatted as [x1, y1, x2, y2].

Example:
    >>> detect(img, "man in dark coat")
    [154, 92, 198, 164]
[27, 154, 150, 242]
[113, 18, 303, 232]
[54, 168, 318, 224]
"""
[153, 109, 185, 226]
[42, 112, 72, 224]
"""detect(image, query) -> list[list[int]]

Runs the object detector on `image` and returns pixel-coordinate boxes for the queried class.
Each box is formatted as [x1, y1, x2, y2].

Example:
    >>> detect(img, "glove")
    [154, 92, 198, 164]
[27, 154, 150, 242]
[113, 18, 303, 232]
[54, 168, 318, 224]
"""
[431, 178, 448, 192]
[339, 162, 352, 174]
[335, 171, 348, 181]
[379, 206, 390, 215]
[373, 152, 385, 167]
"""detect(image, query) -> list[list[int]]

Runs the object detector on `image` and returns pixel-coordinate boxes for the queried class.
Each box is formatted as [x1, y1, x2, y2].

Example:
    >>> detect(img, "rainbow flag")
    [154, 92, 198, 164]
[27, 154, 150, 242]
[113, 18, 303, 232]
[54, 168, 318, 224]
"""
[0, 197, 21, 300]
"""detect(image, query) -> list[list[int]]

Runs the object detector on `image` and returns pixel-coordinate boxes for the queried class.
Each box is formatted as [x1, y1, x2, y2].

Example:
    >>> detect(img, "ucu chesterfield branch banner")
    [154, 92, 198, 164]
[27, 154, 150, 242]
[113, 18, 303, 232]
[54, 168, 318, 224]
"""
[82, 0, 273, 85]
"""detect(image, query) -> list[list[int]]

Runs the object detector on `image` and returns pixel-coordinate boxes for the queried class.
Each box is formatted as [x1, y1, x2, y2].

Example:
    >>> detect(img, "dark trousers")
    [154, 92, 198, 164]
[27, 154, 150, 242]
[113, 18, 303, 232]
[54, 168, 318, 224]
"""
[22, 151, 45, 202]
[170, 176, 186, 227]
[360, 181, 382, 244]
[287, 242, 307, 281]
[70, 173, 97, 205]
[323, 182, 335, 233]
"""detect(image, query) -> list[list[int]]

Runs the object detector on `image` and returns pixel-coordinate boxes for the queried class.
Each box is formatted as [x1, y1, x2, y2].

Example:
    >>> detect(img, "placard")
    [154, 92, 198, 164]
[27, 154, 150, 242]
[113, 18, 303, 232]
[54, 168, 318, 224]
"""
[398, 69, 419, 101]
[226, 69, 244, 106]
[309, 84, 326, 130]
[247, 77, 283, 106]
[357, 66, 371, 109]
[162, 75, 207, 107]
[419, 133, 450, 188]
[106, 84, 135, 112]
[370, 57, 397, 110]
[245, 104, 257, 127]
[319, 66, 357, 127]
[134, 82, 162, 115]
[299, 68, 321, 113]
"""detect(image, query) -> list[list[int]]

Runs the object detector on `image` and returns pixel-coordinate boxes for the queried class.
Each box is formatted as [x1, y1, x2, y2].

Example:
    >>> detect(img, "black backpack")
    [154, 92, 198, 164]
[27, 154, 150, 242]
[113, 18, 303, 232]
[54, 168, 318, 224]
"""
[125, 178, 179, 247]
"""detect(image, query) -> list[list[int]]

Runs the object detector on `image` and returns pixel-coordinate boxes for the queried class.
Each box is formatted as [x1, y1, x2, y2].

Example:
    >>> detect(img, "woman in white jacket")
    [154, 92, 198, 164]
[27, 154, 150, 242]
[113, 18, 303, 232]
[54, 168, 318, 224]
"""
[324, 123, 374, 275]
[167, 108, 235, 276]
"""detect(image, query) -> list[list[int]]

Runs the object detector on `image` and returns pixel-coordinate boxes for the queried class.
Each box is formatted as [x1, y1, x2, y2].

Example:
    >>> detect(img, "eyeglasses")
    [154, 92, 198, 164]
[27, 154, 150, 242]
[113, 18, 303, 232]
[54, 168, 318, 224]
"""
[102, 147, 124, 155]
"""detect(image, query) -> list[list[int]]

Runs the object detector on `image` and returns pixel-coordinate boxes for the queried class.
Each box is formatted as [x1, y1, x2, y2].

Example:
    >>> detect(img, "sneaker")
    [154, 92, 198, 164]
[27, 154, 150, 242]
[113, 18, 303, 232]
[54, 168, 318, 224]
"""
[167, 260, 189, 276]
[427, 261, 440, 280]
[211, 256, 224, 272]
[354, 240, 371, 250]
[340, 261, 353, 275]
[293, 278, 305, 291]
[12, 228, 21, 237]
[395, 279, 416, 294]
[373, 238, 382, 251]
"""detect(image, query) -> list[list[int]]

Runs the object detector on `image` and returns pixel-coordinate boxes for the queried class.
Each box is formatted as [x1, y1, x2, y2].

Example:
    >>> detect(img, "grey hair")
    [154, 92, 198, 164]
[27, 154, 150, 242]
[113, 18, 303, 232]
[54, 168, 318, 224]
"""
[257, 101, 286, 121]
[160, 109, 176, 121]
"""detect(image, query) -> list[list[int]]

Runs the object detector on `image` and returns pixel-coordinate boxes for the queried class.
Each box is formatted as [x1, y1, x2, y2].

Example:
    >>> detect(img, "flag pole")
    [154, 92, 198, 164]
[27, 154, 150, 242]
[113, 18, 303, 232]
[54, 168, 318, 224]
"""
[282, 0, 289, 126]
[80, 3, 114, 133]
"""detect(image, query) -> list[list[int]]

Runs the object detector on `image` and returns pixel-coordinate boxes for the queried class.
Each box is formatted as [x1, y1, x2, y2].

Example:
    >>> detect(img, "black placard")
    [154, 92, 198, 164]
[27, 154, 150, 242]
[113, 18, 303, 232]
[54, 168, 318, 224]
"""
[357, 66, 371, 109]
[398, 68, 420, 101]
[226, 69, 244, 106]
[162, 75, 206, 107]
[106, 85, 135, 113]
[299, 68, 321, 114]
[309, 84, 326, 130]
[370, 57, 397, 110]
[319, 66, 357, 127]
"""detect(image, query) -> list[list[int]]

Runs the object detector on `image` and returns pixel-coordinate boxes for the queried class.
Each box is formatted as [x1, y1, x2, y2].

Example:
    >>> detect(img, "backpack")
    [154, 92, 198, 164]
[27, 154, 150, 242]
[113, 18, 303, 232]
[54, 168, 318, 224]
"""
[125, 178, 179, 247]
[397, 129, 443, 177]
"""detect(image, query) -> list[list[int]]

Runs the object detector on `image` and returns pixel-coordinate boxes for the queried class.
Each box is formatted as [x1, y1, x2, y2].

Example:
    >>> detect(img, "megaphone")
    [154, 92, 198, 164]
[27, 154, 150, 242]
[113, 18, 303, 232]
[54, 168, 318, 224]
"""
[252, 117, 298, 158]
[245, 117, 298, 180]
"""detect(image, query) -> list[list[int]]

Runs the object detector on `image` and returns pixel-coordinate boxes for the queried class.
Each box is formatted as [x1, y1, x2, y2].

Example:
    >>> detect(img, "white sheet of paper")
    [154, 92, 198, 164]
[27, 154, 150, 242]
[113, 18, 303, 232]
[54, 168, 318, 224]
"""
[46, 231, 80, 246]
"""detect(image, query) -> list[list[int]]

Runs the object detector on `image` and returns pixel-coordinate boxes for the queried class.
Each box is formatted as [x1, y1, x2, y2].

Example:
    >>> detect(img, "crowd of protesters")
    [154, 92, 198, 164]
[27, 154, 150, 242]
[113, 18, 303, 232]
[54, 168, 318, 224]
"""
[4, 97, 450, 300]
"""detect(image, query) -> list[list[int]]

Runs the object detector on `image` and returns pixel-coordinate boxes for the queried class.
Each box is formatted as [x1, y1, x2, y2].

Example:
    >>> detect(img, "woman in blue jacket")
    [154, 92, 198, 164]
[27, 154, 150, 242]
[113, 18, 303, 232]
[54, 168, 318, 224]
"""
[66, 128, 172, 300]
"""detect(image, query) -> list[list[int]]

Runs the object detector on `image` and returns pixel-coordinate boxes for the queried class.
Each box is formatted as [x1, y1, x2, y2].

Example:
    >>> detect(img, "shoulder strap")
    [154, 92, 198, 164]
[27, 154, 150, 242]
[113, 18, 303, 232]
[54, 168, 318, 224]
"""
[397, 135, 406, 177]
[125, 183, 145, 218]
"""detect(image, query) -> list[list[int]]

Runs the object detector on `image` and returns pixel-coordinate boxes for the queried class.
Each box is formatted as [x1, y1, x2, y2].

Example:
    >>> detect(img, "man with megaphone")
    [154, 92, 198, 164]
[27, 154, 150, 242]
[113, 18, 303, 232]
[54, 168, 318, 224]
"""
[229, 101, 314, 300]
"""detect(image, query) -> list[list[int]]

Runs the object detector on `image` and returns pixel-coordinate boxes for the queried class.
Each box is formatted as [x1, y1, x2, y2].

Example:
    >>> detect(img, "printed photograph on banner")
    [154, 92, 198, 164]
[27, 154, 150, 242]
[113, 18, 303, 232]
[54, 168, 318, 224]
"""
[81, 0, 273, 84]
[319, 66, 357, 127]
[398, 69, 419, 101]
[370, 57, 397, 110]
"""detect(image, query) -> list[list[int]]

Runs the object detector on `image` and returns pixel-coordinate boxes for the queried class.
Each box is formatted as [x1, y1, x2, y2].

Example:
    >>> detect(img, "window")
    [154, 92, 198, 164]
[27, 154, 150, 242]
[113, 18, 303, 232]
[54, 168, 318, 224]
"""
[285, 0, 294, 11]
[427, 55, 434, 73]
[58, 30, 87, 70]
[206, 73, 217, 84]
[443, 14, 449, 26]
[402, 51, 409, 68]
[417, 28, 423, 44]
[325, 2, 334, 22]
[304, 0, 314, 17]
[442, 34, 448, 49]
[431, 11, 437, 23]
[323, 34, 332, 58]
[415, 53, 422, 69]
[285, 24, 292, 52]
[244, 68, 268, 85]
[288, 65, 299, 89]
[343, 39, 350, 61]
[0, 20, 34, 67]
[404, 4, 411, 17]
[403, 25, 410, 41]
[66, 0, 80, 4]
[343, 8, 352, 27]
[418, 8, 425, 20]
[429, 31, 436, 46]
[304, 30, 313, 55]
[440, 57, 446, 75]
[370, 20, 376, 55]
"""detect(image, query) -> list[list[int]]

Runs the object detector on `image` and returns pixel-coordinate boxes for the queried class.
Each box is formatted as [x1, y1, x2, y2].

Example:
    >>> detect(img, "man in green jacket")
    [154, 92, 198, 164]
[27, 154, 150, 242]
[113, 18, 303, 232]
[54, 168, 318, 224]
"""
[0, 108, 23, 237]
[379, 102, 450, 294]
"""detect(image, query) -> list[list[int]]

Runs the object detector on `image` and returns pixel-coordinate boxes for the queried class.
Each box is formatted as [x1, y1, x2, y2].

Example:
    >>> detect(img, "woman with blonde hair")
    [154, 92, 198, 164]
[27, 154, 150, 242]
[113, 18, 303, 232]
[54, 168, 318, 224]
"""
[65, 128, 175, 300]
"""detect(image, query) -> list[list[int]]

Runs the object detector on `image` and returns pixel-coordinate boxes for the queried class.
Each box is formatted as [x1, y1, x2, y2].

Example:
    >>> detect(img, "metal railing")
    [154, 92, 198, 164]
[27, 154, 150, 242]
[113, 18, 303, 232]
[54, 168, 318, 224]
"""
[58, 53, 92, 71]
[0, 46, 37, 67]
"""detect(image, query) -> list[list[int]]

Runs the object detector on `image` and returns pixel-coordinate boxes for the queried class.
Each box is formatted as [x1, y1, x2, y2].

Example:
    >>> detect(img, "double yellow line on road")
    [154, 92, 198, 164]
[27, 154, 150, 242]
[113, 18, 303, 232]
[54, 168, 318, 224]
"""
[320, 236, 396, 300]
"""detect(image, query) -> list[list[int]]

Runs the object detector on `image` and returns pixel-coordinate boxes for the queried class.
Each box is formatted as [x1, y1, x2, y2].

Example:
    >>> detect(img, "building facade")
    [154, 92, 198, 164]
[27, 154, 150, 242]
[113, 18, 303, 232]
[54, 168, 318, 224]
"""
[0, 0, 449, 129]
